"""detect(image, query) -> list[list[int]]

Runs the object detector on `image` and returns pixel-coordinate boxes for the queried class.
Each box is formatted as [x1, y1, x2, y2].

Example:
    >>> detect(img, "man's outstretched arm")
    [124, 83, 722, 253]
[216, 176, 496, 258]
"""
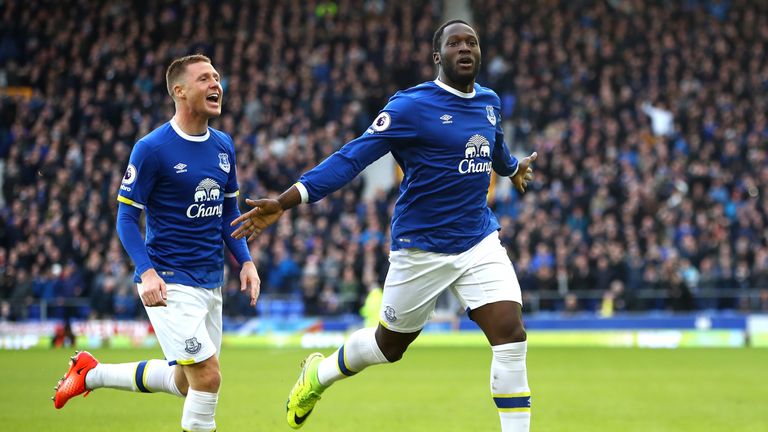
[229, 185, 300, 241]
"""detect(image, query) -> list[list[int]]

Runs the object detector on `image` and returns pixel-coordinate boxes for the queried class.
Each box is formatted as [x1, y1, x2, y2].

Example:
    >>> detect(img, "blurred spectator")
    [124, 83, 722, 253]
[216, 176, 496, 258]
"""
[8, 267, 33, 320]
[223, 279, 255, 319]
[641, 99, 675, 137]
[338, 266, 361, 313]
[666, 272, 695, 312]
[51, 320, 76, 348]
[562, 292, 580, 316]
[90, 275, 115, 319]
[113, 285, 138, 320]
[300, 274, 322, 316]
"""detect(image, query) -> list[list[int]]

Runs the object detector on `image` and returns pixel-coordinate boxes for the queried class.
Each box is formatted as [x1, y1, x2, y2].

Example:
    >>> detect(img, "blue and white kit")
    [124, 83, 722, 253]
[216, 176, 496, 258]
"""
[295, 79, 523, 330]
[116, 119, 251, 363]
[117, 119, 250, 288]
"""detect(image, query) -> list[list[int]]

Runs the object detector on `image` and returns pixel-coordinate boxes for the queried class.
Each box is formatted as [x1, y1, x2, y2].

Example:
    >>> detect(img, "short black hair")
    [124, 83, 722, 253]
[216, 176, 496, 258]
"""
[432, 19, 472, 53]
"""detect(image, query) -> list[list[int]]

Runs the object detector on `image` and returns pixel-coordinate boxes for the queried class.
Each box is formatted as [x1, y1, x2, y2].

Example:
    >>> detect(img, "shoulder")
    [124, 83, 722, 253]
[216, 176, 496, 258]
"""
[135, 122, 173, 151]
[474, 83, 501, 104]
[208, 127, 235, 149]
[396, 81, 441, 101]
[207, 127, 230, 141]
[385, 81, 440, 111]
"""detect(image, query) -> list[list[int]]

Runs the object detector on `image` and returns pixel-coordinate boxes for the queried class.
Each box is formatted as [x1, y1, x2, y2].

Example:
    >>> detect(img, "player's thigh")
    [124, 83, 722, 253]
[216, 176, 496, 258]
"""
[380, 249, 460, 333]
[452, 232, 522, 311]
[143, 283, 218, 365]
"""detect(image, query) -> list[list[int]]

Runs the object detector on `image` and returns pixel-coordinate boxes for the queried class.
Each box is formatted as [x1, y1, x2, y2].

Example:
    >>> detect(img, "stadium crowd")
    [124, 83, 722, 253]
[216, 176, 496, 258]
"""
[0, 0, 767, 322]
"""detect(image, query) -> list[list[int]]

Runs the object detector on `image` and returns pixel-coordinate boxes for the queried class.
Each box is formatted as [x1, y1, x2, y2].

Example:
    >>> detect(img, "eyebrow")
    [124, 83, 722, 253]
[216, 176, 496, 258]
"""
[196, 71, 220, 79]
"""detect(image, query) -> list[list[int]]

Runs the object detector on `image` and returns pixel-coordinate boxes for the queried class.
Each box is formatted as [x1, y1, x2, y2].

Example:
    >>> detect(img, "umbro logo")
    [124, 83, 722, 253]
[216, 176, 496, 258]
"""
[174, 163, 187, 173]
[440, 114, 453, 124]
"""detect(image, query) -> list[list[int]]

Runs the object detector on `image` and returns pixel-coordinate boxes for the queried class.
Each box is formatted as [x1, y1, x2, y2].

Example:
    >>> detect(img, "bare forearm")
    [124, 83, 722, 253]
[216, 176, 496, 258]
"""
[277, 185, 302, 211]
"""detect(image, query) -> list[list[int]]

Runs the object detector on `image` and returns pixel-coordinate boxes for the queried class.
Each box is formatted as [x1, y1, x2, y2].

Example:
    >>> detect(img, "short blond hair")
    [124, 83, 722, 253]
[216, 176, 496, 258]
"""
[165, 54, 212, 98]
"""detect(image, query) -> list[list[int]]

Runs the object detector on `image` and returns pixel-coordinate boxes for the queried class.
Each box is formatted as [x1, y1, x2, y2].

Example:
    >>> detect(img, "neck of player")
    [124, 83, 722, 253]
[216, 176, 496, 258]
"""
[173, 110, 209, 136]
[438, 73, 474, 94]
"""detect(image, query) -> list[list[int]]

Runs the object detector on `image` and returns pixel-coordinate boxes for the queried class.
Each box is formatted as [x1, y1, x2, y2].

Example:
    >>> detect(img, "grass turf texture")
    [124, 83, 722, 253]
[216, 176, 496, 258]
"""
[3, 346, 767, 431]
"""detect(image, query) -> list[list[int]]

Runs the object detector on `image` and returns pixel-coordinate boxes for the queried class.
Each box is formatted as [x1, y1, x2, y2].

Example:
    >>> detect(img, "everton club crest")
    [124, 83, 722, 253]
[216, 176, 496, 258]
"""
[486, 105, 497, 126]
[218, 153, 230, 173]
[184, 337, 202, 354]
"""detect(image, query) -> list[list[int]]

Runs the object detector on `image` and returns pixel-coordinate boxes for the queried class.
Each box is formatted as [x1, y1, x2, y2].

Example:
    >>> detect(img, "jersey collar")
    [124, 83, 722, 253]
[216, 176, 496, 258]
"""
[170, 118, 210, 142]
[434, 79, 476, 98]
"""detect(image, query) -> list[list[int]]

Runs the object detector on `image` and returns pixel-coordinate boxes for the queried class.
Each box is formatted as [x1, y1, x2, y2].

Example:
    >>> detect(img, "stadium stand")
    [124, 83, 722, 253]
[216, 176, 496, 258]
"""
[0, 0, 767, 322]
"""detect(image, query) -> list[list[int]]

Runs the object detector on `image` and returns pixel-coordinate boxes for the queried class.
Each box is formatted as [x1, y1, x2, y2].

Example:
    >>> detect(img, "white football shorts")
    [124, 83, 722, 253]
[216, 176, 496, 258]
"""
[141, 283, 222, 365]
[380, 231, 522, 333]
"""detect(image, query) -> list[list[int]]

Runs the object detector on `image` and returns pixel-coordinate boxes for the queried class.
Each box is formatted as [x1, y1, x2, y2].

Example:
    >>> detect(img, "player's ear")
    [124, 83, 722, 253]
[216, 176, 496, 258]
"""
[173, 83, 184, 100]
[433, 52, 440, 65]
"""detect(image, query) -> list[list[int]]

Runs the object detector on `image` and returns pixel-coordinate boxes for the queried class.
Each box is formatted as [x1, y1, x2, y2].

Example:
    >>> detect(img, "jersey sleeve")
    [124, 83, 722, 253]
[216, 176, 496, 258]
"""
[223, 135, 239, 198]
[490, 99, 519, 177]
[220, 135, 250, 264]
[116, 202, 153, 275]
[117, 139, 159, 209]
[298, 92, 418, 203]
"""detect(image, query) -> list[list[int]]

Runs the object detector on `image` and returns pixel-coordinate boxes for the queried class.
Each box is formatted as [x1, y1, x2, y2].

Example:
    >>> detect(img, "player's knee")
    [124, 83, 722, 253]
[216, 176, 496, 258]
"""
[503, 312, 527, 343]
[176, 377, 190, 396]
[379, 344, 409, 363]
[495, 321, 527, 344]
[200, 369, 221, 392]
[186, 361, 222, 393]
[374, 325, 418, 363]
[509, 326, 527, 343]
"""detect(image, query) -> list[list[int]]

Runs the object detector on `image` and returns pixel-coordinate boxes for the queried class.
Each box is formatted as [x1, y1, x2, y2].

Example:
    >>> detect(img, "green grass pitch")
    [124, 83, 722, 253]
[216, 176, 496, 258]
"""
[3, 346, 767, 431]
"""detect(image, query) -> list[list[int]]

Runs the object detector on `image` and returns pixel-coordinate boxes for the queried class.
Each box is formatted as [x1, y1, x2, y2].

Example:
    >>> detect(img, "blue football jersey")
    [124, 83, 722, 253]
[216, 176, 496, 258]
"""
[117, 120, 240, 288]
[299, 79, 519, 253]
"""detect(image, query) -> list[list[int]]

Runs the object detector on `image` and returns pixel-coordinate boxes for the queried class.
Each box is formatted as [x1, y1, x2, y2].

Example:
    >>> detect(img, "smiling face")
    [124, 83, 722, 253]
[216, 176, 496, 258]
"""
[173, 61, 223, 119]
[434, 23, 481, 90]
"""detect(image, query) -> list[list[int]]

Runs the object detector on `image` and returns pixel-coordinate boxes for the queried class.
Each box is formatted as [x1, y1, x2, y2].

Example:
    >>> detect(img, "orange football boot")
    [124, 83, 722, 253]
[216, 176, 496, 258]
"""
[52, 351, 99, 409]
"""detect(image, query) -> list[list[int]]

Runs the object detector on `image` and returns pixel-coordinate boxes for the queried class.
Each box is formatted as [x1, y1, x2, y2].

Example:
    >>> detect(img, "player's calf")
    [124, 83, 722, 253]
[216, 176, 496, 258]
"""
[491, 341, 531, 432]
[181, 389, 219, 432]
[179, 356, 221, 431]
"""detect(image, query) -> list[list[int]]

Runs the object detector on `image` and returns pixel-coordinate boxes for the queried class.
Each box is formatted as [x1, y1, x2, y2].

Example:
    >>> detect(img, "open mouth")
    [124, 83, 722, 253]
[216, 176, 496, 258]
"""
[206, 93, 220, 104]
[458, 57, 474, 68]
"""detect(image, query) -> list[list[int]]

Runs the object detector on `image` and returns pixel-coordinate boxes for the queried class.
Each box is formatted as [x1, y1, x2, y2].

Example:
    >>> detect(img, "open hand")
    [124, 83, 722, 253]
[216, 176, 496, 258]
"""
[230, 198, 285, 241]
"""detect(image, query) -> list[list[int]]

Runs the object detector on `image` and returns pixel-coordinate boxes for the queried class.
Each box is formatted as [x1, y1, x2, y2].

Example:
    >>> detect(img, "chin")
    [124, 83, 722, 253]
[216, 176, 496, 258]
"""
[446, 69, 476, 86]
[455, 74, 476, 87]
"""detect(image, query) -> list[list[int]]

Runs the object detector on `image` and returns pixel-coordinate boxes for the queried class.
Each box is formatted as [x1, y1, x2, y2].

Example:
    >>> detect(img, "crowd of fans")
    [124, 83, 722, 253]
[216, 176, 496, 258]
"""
[0, 0, 766, 322]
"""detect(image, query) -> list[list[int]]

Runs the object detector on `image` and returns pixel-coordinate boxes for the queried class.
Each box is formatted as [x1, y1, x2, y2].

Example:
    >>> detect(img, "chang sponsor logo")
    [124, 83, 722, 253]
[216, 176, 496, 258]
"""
[186, 178, 223, 219]
[458, 134, 492, 175]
